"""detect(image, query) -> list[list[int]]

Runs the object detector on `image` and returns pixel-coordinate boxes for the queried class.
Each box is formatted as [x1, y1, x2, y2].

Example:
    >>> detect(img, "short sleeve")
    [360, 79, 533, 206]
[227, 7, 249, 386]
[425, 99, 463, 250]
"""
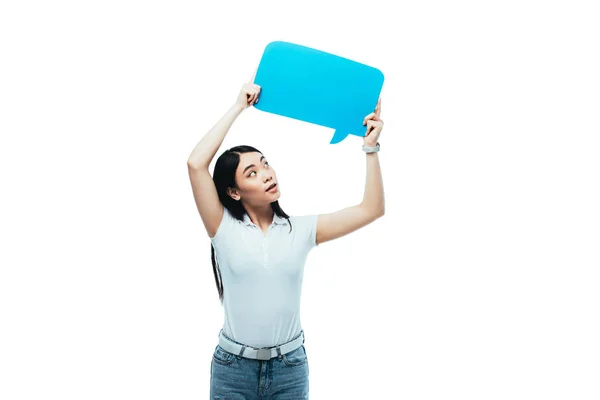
[293, 214, 319, 250]
[210, 207, 238, 247]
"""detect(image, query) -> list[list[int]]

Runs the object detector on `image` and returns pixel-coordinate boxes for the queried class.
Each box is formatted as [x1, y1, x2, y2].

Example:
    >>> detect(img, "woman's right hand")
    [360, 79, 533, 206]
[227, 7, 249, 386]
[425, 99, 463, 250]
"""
[235, 77, 261, 110]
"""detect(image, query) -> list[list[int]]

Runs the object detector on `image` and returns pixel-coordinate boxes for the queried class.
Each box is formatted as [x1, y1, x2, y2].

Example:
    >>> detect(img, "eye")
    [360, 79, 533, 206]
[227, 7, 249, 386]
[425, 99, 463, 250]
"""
[248, 162, 268, 177]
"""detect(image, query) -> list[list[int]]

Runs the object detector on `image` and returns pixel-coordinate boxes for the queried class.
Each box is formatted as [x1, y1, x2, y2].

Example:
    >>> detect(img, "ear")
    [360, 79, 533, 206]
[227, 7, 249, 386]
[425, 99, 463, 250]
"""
[227, 187, 241, 201]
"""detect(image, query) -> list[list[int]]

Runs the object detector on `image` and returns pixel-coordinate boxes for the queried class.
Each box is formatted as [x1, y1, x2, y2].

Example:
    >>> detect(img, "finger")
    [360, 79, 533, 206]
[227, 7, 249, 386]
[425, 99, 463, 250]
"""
[363, 112, 378, 125]
[250, 69, 257, 83]
[374, 103, 380, 116]
[365, 120, 374, 135]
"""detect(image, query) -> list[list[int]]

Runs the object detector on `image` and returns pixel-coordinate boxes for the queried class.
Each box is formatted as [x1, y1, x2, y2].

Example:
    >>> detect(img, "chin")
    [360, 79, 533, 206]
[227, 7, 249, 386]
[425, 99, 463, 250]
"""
[268, 191, 281, 201]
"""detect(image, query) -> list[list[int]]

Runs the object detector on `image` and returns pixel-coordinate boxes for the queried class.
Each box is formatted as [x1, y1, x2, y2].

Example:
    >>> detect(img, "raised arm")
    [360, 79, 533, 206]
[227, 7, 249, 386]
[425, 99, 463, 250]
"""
[316, 98, 385, 245]
[187, 76, 260, 238]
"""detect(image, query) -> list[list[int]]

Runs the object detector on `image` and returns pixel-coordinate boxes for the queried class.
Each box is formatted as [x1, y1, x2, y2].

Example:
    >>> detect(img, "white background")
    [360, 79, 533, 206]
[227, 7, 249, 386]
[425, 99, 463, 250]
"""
[1, 0, 599, 399]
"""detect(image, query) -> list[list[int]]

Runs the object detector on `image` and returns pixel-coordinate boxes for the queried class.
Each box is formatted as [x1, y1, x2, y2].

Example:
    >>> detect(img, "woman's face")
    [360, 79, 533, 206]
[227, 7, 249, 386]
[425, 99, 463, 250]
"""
[228, 152, 280, 205]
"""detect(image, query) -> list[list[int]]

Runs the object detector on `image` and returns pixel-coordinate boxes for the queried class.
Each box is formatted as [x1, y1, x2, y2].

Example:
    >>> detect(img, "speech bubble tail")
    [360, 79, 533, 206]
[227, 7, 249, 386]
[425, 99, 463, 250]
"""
[330, 129, 349, 144]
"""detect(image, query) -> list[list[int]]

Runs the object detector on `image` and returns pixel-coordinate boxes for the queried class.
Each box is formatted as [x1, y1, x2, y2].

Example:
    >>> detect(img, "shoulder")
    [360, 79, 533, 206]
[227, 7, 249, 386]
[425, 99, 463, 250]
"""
[288, 214, 318, 248]
[289, 214, 318, 225]
[210, 206, 243, 244]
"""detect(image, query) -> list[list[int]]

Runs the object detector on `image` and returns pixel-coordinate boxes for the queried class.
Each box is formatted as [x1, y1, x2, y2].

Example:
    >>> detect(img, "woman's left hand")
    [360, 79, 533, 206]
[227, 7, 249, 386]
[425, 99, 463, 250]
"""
[363, 96, 383, 147]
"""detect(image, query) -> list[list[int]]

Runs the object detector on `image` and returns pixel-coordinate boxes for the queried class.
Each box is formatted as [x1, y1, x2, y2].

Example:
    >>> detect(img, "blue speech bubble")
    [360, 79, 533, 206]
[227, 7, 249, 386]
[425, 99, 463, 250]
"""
[253, 41, 384, 144]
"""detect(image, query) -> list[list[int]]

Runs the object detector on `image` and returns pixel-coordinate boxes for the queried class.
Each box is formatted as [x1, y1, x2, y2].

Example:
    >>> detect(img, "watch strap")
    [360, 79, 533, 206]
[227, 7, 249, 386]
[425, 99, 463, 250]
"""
[362, 142, 380, 153]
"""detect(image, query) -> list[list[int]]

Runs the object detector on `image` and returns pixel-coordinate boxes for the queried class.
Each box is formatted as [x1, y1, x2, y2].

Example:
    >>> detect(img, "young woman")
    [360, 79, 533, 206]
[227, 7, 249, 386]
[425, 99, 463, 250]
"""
[187, 75, 385, 399]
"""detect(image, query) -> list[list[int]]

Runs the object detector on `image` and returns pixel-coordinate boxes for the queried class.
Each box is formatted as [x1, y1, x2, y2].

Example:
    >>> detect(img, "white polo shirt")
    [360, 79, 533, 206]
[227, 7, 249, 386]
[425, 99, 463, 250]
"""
[210, 206, 319, 348]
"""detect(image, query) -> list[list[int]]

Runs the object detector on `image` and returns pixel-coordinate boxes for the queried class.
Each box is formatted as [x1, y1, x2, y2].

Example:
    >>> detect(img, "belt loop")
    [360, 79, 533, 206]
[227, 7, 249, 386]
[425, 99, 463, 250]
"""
[276, 346, 282, 357]
[239, 345, 246, 357]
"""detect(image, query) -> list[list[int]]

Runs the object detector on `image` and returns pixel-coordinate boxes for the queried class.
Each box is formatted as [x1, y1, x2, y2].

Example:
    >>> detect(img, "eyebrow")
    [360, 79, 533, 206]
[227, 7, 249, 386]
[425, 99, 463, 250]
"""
[243, 156, 265, 174]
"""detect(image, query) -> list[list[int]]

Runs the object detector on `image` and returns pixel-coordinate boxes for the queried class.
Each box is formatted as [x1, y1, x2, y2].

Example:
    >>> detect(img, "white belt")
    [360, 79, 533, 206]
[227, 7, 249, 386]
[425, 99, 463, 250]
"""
[218, 329, 305, 361]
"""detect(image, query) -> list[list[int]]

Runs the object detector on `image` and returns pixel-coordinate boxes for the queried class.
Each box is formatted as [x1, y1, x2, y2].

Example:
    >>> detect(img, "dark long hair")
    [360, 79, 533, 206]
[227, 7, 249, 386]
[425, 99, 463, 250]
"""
[211, 145, 293, 303]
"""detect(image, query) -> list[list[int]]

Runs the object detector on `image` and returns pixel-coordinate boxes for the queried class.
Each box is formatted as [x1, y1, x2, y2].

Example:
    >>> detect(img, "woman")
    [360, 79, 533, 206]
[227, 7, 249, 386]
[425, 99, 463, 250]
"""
[187, 75, 385, 399]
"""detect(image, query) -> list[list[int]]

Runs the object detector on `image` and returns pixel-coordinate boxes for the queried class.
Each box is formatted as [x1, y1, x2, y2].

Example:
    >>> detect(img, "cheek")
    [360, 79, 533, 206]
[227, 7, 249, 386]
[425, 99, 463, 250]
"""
[248, 183, 263, 196]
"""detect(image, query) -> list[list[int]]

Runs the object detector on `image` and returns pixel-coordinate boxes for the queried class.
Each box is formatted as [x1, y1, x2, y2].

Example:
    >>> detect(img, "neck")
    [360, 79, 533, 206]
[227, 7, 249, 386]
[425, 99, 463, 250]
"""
[244, 203, 274, 228]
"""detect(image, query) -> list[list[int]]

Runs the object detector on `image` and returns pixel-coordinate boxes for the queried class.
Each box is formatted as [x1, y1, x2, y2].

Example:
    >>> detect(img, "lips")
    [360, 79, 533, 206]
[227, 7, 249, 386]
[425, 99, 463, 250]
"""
[266, 183, 277, 192]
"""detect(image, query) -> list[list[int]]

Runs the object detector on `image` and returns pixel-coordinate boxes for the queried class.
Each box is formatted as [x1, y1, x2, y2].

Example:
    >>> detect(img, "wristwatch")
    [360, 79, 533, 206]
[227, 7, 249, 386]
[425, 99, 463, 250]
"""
[362, 142, 380, 153]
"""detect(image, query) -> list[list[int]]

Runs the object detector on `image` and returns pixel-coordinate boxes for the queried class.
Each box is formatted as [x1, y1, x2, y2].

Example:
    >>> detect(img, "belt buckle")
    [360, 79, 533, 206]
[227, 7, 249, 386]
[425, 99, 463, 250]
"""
[256, 348, 271, 360]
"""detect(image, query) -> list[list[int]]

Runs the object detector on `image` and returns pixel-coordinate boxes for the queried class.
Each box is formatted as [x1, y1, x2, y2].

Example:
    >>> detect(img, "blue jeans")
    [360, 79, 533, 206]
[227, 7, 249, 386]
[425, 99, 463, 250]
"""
[210, 342, 309, 399]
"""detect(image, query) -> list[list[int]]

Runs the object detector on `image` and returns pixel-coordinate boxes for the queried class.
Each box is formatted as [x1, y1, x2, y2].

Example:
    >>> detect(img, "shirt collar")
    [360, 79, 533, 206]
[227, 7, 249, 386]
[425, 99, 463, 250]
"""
[242, 212, 288, 227]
